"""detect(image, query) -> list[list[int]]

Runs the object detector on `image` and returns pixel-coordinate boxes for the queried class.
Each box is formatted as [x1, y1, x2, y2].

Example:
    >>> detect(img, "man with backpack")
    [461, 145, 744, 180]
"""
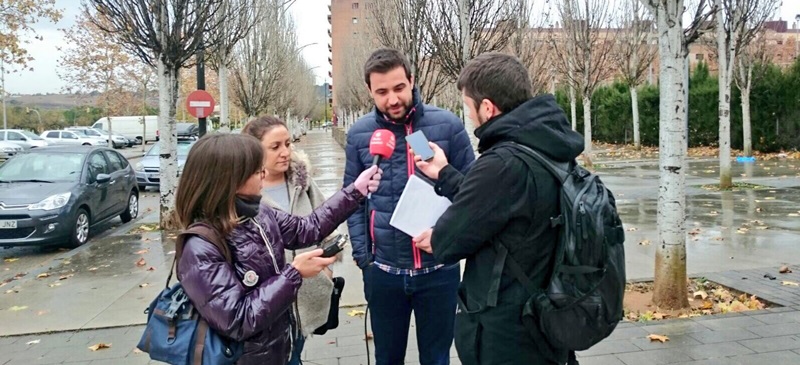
[412, 53, 625, 365]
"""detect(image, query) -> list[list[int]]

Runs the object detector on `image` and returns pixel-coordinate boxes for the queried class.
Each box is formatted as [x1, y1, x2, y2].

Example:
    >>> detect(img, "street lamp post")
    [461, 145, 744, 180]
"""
[27, 108, 41, 133]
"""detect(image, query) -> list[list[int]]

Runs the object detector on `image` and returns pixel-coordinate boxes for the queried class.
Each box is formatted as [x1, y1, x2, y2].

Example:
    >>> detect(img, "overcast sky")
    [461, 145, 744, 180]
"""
[4, 0, 800, 95]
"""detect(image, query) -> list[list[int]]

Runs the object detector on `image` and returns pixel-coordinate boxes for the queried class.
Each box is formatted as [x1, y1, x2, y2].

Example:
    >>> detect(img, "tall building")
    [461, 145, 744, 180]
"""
[329, 0, 373, 116]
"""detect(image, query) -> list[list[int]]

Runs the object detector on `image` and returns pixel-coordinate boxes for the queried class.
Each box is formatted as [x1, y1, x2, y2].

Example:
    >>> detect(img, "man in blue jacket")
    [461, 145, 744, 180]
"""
[343, 48, 475, 365]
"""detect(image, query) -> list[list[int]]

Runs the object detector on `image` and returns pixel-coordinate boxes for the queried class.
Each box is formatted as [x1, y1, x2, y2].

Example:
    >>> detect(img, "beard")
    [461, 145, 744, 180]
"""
[383, 101, 411, 120]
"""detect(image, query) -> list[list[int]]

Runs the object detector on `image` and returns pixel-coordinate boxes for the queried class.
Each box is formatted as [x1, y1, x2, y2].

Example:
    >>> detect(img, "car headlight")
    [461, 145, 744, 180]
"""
[29, 193, 71, 211]
[135, 162, 144, 171]
[2, 147, 13, 152]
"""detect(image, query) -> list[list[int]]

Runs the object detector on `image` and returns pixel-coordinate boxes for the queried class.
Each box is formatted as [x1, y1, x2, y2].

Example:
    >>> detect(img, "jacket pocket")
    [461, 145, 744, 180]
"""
[455, 298, 482, 365]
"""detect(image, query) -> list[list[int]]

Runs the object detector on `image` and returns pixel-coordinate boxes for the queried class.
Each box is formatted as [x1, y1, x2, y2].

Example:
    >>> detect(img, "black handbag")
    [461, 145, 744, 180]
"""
[313, 277, 345, 335]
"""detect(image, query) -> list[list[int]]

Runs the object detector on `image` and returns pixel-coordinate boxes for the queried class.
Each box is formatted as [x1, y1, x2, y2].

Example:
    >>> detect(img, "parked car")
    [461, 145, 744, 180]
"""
[0, 146, 139, 248]
[134, 140, 196, 190]
[0, 141, 24, 162]
[65, 127, 126, 149]
[0, 129, 49, 149]
[176, 123, 199, 139]
[40, 130, 108, 147]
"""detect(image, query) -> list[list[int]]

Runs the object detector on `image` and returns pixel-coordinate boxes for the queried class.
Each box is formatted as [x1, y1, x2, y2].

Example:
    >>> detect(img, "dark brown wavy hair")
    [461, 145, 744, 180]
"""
[241, 115, 288, 140]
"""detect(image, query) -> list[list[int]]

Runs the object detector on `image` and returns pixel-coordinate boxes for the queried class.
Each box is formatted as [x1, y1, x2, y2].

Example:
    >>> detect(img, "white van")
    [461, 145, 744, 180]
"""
[93, 116, 158, 143]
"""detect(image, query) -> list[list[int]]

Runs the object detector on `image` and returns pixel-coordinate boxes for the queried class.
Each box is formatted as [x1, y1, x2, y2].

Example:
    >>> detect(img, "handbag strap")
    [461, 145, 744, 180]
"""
[166, 222, 232, 288]
[193, 318, 209, 365]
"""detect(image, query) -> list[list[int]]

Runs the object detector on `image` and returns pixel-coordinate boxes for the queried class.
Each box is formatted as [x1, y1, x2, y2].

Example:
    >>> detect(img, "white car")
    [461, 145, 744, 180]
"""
[66, 127, 127, 149]
[40, 130, 108, 147]
[0, 129, 49, 149]
[0, 141, 23, 161]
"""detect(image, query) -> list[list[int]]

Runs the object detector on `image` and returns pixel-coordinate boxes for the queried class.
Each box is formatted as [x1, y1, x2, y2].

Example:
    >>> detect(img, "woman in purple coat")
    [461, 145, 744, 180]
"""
[173, 133, 381, 365]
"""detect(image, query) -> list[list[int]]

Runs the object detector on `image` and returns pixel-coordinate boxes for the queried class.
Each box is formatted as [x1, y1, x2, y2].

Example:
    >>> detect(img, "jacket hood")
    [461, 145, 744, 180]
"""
[475, 94, 584, 162]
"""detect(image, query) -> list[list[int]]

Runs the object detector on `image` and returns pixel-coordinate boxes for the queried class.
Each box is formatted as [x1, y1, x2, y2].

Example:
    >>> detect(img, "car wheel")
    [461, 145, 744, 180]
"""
[82, 143, 91, 146]
[68, 209, 90, 248]
[120, 191, 139, 223]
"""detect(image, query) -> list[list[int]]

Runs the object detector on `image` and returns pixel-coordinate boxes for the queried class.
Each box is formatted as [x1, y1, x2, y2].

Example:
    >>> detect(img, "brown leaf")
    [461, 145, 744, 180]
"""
[147, 267, 156, 271]
[88, 343, 112, 351]
[59, 274, 73, 280]
[135, 249, 149, 254]
[779, 266, 793, 274]
[688, 228, 701, 236]
[652, 312, 668, 320]
[136, 258, 146, 267]
[647, 334, 669, 343]
[700, 301, 714, 310]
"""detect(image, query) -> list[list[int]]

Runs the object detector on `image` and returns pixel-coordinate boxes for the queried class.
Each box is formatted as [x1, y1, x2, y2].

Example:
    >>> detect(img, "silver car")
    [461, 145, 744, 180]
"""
[40, 130, 108, 147]
[134, 140, 195, 190]
[0, 129, 49, 149]
[0, 141, 24, 162]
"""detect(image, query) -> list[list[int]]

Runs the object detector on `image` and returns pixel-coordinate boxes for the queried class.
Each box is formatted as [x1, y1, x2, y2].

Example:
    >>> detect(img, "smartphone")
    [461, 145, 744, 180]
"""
[405, 130, 435, 161]
[320, 234, 349, 258]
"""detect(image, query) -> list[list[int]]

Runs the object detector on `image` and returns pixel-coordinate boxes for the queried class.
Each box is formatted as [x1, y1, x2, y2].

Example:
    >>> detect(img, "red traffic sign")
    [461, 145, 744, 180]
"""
[185, 90, 216, 118]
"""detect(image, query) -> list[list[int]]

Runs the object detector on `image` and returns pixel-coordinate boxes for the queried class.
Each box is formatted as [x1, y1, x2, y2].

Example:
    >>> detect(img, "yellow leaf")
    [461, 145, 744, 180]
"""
[3, 258, 18, 263]
[693, 290, 708, 300]
[638, 239, 651, 246]
[88, 343, 112, 351]
[36, 273, 50, 279]
[9, 306, 28, 311]
[729, 300, 749, 312]
[647, 334, 670, 343]
[781, 281, 799, 287]
[347, 309, 366, 317]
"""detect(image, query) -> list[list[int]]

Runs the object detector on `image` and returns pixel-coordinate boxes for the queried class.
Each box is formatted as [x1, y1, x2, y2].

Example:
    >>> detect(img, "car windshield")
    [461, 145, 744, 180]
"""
[0, 152, 84, 182]
[146, 142, 194, 157]
[21, 131, 44, 140]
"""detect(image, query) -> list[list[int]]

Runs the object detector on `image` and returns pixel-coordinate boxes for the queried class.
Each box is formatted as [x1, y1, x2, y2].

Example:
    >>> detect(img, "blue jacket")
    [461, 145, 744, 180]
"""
[343, 89, 475, 270]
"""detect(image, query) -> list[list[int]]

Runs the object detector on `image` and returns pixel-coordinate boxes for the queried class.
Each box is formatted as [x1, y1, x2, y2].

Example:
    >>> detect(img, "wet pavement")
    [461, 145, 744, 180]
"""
[0, 129, 799, 364]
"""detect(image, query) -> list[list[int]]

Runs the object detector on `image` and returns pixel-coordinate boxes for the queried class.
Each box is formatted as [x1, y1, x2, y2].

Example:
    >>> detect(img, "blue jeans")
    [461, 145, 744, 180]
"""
[363, 263, 460, 365]
[287, 333, 305, 365]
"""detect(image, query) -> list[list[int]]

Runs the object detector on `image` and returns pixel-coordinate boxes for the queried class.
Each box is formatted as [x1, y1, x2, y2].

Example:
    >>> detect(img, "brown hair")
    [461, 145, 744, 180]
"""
[457, 52, 532, 113]
[363, 48, 413, 89]
[242, 116, 288, 140]
[175, 133, 263, 248]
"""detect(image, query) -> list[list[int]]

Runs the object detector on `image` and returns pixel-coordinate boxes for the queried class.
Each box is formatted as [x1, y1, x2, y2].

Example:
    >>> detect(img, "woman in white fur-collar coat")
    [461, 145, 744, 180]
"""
[243, 116, 342, 365]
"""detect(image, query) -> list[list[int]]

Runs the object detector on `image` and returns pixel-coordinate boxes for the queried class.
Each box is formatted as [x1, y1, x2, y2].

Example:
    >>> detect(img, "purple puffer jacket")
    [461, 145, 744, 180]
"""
[178, 184, 364, 365]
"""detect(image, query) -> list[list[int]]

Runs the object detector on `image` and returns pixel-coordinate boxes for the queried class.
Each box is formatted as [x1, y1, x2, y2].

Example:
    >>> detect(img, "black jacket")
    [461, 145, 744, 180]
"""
[431, 94, 584, 310]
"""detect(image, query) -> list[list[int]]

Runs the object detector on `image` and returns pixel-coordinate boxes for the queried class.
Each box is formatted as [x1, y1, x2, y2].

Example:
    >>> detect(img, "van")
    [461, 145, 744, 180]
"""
[93, 116, 158, 143]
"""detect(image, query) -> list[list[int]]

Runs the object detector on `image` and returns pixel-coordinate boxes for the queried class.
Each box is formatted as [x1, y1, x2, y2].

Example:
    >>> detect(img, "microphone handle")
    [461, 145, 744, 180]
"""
[367, 156, 381, 199]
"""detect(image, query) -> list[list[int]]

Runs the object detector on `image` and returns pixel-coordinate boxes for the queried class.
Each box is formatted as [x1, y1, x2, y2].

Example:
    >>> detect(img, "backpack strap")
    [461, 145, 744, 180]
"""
[493, 142, 572, 183]
[166, 222, 232, 287]
[493, 243, 541, 296]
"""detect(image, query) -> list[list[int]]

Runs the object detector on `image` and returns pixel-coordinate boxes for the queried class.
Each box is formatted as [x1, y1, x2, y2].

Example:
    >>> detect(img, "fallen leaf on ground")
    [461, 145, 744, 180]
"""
[688, 228, 701, 236]
[88, 267, 98, 271]
[59, 274, 73, 280]
[9, 306, 27, 311]
[729, 300, 749, 312]
[36, 273, 50, 279]
[647, 334, 669, 343]
[779, 266, 793, 274]
[139, 283, 149, 288]
[136, 258, 146, 267]
[4, 289, 16, 294]
[4, 258, 18, 263]
[652, 312, 668, 320]
[147, 267, 156, 271]
[88, 343, 112, 351]
[693, 290, 708, 300]
[26, 339, 40, 345]
[638, 239, 651, 246]
[626, 227, 638, 232]
[781, 281, 799, 287]
[48, 282, 61, 288]
[347, 309, 366, 317]
[135, 249, 149, 254]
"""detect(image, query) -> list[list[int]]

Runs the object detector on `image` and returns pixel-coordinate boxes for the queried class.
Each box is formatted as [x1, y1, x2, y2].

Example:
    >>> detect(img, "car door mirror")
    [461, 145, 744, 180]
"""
[95, 173, 111, 184]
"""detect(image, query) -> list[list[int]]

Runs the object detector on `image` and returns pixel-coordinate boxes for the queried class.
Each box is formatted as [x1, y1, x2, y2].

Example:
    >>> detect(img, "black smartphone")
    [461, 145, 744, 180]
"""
[320, 234, 349, 258]
[405, 131, 435, 161]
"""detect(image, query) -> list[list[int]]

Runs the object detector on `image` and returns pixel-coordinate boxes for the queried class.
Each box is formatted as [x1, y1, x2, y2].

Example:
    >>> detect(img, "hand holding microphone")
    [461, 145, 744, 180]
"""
[354, 165, 382, 196]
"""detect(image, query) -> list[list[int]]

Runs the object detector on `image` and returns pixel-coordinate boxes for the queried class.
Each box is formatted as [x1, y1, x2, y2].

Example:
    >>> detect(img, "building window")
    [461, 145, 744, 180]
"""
[695, 53, 704, 61]
[777, 40, 783, 45]
[352, 2, 359, 9]
[352, 17, 358, 24]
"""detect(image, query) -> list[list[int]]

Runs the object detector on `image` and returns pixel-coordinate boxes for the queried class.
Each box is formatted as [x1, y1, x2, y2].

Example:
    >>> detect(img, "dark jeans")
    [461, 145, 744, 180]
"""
[362, 263, 460, 365]
[287, 333, 305, 365]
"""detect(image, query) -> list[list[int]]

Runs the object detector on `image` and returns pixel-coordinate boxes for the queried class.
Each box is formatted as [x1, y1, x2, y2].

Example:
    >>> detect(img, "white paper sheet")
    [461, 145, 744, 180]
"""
[389, 175, 452, 237]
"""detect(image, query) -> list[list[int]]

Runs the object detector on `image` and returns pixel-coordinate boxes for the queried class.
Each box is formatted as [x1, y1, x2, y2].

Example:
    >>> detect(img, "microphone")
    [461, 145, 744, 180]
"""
[367, 129, 395, 199]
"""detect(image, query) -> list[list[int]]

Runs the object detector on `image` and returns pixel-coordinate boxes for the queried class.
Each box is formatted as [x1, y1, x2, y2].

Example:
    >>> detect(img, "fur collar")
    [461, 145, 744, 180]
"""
[286, 150, 311, 192]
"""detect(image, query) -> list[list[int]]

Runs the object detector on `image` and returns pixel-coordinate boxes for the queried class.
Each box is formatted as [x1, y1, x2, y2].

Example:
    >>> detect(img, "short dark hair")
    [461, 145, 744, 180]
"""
[242, 115, 288, 141]
[456, 52, 532, 113]
[363, 48, 413, 88]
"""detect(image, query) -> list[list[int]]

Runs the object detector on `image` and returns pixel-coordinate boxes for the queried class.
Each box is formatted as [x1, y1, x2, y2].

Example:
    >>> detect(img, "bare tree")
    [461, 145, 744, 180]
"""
[613, 0, 657, 150]
[334, 33, 374, 117]
[713, 0, 779, 175]
[84, 0, 225, 228]
[205, 0, 259, 132]
[368, 0, 451, 104]
[507, 0, 555, 95]
[640, 0, 715, 309]
[549, 0, 617, 167]
[735, 29, 772, 157]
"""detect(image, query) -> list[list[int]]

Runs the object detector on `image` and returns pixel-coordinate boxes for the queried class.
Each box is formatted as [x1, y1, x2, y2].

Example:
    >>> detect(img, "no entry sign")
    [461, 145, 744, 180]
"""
[186, 90, 216, 118]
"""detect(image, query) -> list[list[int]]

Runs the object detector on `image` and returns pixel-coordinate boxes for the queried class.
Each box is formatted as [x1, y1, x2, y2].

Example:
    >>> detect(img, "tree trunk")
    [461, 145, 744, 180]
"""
[582, 95, 593, 167]
[631, 86, 641, 149]
[157, 58, 180, 229]
[652, 1, 689, 310]
[569, 85, 577, 130]
[741, 86, 752, 157]
[716, 0, 732, 189]
[219, 63, 230, 132]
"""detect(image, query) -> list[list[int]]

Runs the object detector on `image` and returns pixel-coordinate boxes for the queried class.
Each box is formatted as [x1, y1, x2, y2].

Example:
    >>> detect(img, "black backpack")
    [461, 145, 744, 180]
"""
[496, 142, 626, 365]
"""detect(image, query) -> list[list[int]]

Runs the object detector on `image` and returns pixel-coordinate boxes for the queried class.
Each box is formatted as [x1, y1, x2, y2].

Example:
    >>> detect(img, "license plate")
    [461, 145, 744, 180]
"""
[148, 173, 159, 179]
[0, 220, 17, 229]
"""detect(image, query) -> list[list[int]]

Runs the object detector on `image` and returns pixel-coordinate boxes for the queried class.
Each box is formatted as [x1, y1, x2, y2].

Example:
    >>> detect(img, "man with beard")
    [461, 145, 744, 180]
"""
[343, 48, 475, 365]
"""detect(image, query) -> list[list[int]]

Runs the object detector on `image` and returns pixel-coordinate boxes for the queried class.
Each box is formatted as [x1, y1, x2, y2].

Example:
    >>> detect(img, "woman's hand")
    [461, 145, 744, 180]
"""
[354, 165, 383, 196]
[291, 249, 337, 278]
